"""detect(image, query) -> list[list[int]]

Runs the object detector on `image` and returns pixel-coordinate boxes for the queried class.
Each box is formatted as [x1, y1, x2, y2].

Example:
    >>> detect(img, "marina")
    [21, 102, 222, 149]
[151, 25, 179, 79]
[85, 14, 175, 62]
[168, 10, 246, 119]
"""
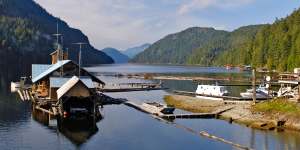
[3, 63, 300, 150]
[1, 1, 300, 150]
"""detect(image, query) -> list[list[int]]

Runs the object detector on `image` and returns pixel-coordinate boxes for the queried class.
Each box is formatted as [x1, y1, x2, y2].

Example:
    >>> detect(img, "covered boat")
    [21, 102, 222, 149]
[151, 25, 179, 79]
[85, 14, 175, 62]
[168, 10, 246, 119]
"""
[195, 85, 229, 100]
[141, 102, 175, 114]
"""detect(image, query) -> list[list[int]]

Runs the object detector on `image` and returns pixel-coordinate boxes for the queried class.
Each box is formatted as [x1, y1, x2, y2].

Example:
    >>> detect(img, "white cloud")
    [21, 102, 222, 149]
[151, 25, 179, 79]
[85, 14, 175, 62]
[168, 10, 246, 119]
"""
[178, 0, 254, 15]
[34, 0, 152, 49]
[33, 0, 255, 50]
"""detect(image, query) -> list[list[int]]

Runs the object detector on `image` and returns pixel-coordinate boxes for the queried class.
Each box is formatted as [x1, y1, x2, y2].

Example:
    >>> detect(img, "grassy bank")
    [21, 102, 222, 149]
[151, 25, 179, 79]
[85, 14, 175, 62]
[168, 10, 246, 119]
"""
[165, 95, 300, 131]
[252, 99, 300, 118]
[251, 99, 300, 130]
[164, 95, 223, 113]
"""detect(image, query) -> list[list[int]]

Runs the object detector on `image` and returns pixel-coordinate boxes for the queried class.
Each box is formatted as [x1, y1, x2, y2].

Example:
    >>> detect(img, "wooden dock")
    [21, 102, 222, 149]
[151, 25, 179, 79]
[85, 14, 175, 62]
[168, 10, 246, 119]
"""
[124, 101, 251, 150]
[98, 87, 168, 92]
[124, 101, 234, 119]
[173, 90, 271, 101]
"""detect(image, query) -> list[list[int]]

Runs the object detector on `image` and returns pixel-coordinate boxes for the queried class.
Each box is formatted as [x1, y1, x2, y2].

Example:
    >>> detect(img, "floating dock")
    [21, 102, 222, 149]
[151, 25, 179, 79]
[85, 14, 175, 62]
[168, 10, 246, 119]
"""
[124, 101, 234, 119]
[173, 90, 271, 101]
[98, 82, 166, 92]
[98, 87, 168, 92]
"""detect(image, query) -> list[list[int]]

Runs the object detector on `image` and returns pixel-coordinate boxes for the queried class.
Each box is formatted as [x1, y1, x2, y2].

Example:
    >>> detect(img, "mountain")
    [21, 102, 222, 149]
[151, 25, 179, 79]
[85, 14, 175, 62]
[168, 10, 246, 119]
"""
[131, 27, 229, 64]
[123, 43, 150, 58]
[131, 26, 264, 65]
[188, 25, 264, 66]
[102, 48, 129, 63]
[131, 8, 300, 71]
[0, 0, 114, 68]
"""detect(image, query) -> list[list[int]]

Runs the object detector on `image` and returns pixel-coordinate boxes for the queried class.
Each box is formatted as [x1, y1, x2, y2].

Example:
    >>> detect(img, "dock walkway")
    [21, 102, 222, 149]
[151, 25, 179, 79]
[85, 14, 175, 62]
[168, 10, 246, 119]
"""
[98, 87, 167, 92]
[124, 101, 234, 119]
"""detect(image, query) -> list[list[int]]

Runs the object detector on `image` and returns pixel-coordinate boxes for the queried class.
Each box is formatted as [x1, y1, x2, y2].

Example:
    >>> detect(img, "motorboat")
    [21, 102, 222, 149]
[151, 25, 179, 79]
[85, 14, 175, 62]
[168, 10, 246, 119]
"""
[240, 84, 273, 99]
[142, 102, 175, 114]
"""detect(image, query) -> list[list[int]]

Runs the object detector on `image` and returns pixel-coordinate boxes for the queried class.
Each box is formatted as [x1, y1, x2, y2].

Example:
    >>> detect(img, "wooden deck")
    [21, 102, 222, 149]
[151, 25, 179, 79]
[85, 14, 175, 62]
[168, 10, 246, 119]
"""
[124, 101, 234, 119]
[98, 87, 168, 92]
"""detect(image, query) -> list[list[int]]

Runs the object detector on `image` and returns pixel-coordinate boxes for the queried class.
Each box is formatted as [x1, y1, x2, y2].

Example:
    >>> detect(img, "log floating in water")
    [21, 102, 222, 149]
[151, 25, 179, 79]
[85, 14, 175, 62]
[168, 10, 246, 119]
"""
[199, 131, 251, 150]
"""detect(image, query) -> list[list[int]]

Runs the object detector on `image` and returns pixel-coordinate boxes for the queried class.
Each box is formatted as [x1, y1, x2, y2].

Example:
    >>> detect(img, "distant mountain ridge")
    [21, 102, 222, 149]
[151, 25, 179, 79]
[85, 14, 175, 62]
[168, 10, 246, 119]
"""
[131, 8, 300, 71]
[0, 0, 114, 66]
[131, 27, 229, 64]
[102, 48, 129, 63]
[123, 43, 150, 58]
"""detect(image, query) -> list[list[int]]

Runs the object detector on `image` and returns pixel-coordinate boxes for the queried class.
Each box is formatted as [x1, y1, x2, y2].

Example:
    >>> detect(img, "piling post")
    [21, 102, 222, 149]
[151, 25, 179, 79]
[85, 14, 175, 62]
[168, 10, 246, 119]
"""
[298, 82, 300, 102]
[252, 69, 256, 104]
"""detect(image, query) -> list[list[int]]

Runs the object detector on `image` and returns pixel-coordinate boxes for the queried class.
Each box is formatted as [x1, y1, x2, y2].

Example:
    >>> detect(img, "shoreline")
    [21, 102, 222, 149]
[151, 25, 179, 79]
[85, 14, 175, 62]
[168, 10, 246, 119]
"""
[165, 95, 300, 132]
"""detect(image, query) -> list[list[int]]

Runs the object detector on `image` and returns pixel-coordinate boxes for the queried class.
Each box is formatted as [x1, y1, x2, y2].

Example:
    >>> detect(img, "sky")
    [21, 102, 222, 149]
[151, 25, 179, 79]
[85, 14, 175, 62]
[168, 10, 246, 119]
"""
[34, 0, 300, 50]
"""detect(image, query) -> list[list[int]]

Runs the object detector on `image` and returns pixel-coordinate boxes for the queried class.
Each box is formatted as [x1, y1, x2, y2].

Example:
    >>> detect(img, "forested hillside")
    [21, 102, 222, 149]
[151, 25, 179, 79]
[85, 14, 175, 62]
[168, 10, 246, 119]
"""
[189, 25, 264, 66]
[132, 8, 300, 71]
[0, 0, 113, 67]
[250, 9, 300, 71]
[131, 27, 229, 64]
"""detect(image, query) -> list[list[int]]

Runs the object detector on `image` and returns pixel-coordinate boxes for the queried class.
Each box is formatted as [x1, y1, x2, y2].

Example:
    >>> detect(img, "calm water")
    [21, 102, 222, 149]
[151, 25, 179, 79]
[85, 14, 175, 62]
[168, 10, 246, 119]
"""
[1, 64, 300, 150]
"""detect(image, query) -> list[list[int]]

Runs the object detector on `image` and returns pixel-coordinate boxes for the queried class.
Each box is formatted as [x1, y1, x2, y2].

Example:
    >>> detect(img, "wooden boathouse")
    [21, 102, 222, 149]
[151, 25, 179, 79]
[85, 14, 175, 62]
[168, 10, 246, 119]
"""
[31, 60, 104, 100]
[29, 44, 105, 118]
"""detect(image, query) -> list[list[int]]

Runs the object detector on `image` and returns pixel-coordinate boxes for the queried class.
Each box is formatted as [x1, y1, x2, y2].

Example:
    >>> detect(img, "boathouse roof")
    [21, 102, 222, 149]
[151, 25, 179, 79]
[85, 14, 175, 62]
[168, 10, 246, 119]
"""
[56, 76, 92, 99]
[32, 60, 71, 83]
[32, 60, 105, 85]
[32, 64, 52, 79]
[50, 77, 94, 88]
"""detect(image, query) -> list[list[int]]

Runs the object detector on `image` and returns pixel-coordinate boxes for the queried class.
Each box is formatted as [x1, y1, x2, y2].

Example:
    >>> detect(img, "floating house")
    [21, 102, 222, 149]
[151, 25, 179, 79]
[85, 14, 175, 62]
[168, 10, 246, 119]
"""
[31, 47, 104, 100]
[30, 45, 105, 117]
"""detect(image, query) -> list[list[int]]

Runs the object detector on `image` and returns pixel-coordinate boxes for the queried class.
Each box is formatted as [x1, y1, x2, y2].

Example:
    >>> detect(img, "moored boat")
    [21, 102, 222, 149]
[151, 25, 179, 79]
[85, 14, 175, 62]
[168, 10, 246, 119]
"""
[195, 84, 229, 100]
[141, 102, 175, 114]
[240, 84, 273, 99]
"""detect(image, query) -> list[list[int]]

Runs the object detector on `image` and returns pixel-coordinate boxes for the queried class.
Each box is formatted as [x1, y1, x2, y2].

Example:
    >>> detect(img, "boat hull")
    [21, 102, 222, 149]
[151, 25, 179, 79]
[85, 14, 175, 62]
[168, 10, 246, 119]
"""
[240, 92, 269, 99]
[141, 103, 175, 114]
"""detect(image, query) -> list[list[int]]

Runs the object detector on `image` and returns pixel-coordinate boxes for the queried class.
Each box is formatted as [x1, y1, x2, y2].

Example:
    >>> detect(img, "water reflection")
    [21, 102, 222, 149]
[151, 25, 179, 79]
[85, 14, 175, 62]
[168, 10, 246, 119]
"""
[2, 63, 300, 150]
[32, 106, 100, 146]
[57, 117, 99, 146]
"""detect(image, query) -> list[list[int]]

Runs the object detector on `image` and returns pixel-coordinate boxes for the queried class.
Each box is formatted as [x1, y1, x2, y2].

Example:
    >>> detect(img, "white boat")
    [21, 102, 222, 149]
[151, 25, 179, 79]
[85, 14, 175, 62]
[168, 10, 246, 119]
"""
[141, 102, 175, 114]
[195, 85, 229, 100]
[240, 89, 270, 99]
[240, 85, 272, 99]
